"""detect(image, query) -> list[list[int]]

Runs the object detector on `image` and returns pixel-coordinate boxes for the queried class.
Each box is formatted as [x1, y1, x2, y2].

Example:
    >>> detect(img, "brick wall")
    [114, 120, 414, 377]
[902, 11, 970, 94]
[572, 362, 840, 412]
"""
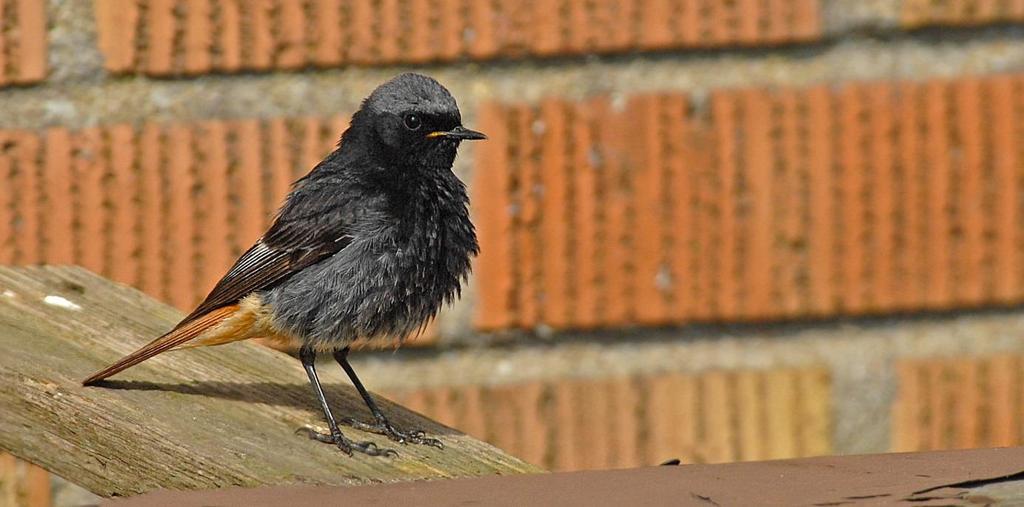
[93, 0, 822, 75]
[3, 0, 1024, 503]
[0, 0, 45, 86]
[388, 367, 831, 470]
[474, 74, 1024, 331]
[892, 354, 1024, 453]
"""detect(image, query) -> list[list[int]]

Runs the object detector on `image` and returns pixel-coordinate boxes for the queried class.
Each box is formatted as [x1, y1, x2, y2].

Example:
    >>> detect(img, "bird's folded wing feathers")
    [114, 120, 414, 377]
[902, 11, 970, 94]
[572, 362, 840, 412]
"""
[177, 198, 354, 328]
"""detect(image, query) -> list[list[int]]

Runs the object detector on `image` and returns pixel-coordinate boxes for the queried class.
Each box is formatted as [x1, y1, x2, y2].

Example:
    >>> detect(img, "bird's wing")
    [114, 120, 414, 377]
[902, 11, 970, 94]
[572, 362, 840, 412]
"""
[177, 186, 356, 328]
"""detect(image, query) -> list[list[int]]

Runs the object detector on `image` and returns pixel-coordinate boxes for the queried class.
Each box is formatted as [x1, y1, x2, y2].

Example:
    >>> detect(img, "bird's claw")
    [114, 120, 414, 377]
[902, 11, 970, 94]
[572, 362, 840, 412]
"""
[342, 418, 444, 449]
[296, 427, 397, 457]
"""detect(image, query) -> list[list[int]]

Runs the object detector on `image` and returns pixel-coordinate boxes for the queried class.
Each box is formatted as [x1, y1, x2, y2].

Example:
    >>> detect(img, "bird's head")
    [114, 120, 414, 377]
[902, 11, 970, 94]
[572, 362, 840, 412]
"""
[348, 73, 486, 169]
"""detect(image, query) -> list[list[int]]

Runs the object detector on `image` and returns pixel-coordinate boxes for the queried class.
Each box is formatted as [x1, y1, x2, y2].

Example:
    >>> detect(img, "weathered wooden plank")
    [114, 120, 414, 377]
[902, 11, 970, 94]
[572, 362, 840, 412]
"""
[0, 266, 541, 498]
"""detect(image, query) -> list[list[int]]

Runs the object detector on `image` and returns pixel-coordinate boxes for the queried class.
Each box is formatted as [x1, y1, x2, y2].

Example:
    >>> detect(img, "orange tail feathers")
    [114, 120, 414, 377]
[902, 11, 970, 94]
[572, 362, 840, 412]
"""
[82, 305, 239, 386]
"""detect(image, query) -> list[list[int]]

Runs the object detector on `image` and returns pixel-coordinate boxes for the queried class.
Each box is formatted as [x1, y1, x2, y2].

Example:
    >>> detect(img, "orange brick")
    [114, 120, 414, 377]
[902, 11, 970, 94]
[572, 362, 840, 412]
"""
[378, 0, 401, 63]
[233, 120, 266, 253]
[348, 0, 376, 65]
[299, 117, 326, 172]
[926, 361, 951, 449]
[277, 0, 308, 69]
[184, 0, 212, 74]
[216, 0, 243, 71]
[138, 124, 165, 298]
[737, 0, 762, 45]
[903, 0, 1024, 27]
[196, 121, 233, 296]
[13, 132, 40, 265]
[571, 100, 602, 328]
[990, 77, 1021, 304]
[0, 1, 9, 83]
[707, 0, 740, 45]
[924, 82, 954, 309]
[107, 124, 138, 287]
[595, 98, 632, 326]
[486, 385, 522, 457]
[552, 381, 578, 470]
[837, 85, 868, 314]
[953, 361, 980, 449]
[630, 95, 671, 325]
[763, 369, 798, 459]
[513, 106, 541, 329]
[473, 103, 516, 330]
[454, 386, 487, 443]
[699, 371, 734, 462]
[75, 129, 107, 276]
[576, 379, 612, 469]
[407, 0, 434, 63]
[247, 0, 275, 70]
[437, 0, 465, 61]
[867, 83, 897, 311]
[165, 126, 196, 309]
[609, 377, 641, 468]
[805, 86, 836, 316]
[767, 0, 793, 43]
[987, 355, 1019, 447]
[795, 369, 831, 456]
[639, 0, 673, 49]
[711, 92, 740, 320]
[467, 1, 498, 60]
[42, 129, 74, 265]
[792, 0, 822, 39]
[690, 120, 717, 321]
[678, 0, 702, 46]
[644, 373, 697, 464]
[425, 387, 456, 428]
[777, 89, 805, 316]
[742, 88, 776, 319]
[15, 0, 47, 82]
[892, 362, 923, 452]
[665, 95, 695, 321]
[567, 0, 590, 53]
[735, 371, 765, 461]
[312, 0, 343, 67]
[604, 0, 638, 52]
[534, 0, 564, 55]
[515, 382, 549, 467]
[95, 0, 138, 72]
[896, 83, 926, 310]
[266, 119, 293, 212]
[954, 78, 988, 306]
[146, 0, 176, 75]
[538, 100, 571, 328]
[93, 0, 826, 75]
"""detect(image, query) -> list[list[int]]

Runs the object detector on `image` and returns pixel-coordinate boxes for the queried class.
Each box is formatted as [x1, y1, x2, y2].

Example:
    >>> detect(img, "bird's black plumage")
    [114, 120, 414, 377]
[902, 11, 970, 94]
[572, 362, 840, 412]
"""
[88, 73, 486, 456]
[181, 73, 481, 350]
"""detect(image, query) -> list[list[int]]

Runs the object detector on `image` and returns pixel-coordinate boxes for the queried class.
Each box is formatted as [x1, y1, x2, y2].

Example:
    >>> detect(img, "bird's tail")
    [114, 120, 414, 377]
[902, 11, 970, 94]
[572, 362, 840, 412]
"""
[82, 305, 239, 386]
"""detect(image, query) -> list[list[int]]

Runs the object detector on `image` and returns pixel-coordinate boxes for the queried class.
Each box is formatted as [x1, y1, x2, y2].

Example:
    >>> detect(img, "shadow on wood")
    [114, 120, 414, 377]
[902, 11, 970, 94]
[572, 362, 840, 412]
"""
[0, 266, 541, 498]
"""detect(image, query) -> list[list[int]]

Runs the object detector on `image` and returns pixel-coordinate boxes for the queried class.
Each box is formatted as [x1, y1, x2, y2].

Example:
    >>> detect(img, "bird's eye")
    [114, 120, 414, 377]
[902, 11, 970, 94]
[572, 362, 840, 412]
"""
[403, 114, 422, 131]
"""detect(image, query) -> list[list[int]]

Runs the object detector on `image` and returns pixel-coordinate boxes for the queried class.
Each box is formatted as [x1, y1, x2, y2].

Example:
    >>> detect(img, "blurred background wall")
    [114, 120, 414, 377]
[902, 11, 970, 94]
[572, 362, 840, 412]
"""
[5, 0, 1024, 504]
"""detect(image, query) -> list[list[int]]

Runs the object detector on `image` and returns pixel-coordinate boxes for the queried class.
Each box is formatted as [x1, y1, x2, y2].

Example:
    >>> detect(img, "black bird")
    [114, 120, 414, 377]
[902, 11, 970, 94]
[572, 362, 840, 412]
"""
[83, 73, 485, 456]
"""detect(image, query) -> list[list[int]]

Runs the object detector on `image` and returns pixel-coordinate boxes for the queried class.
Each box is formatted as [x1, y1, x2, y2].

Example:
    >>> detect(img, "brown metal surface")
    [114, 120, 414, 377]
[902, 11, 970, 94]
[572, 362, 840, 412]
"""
[109, 447, 1024, 506]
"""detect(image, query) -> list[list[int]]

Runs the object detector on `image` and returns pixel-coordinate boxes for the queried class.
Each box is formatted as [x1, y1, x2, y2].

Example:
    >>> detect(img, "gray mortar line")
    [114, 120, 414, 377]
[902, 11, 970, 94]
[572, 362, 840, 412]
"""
[3, 28, 1024, 131]
[355, 310, 1024, 389]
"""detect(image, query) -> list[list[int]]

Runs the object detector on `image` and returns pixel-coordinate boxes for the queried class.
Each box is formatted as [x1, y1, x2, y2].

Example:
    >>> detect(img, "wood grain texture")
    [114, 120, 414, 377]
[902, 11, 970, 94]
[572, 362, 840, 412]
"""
[0, 266, 541, 498]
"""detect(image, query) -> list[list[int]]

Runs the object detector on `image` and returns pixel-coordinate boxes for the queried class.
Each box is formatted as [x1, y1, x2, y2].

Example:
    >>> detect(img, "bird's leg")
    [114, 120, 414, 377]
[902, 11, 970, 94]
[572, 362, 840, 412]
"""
[334, 347, 443, 449]
[298, 345, 396, 457]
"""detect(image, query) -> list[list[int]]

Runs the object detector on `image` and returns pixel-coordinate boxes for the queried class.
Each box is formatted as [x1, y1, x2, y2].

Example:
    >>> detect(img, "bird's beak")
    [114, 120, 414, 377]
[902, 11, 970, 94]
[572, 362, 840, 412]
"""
[426, 126, 487, 140]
